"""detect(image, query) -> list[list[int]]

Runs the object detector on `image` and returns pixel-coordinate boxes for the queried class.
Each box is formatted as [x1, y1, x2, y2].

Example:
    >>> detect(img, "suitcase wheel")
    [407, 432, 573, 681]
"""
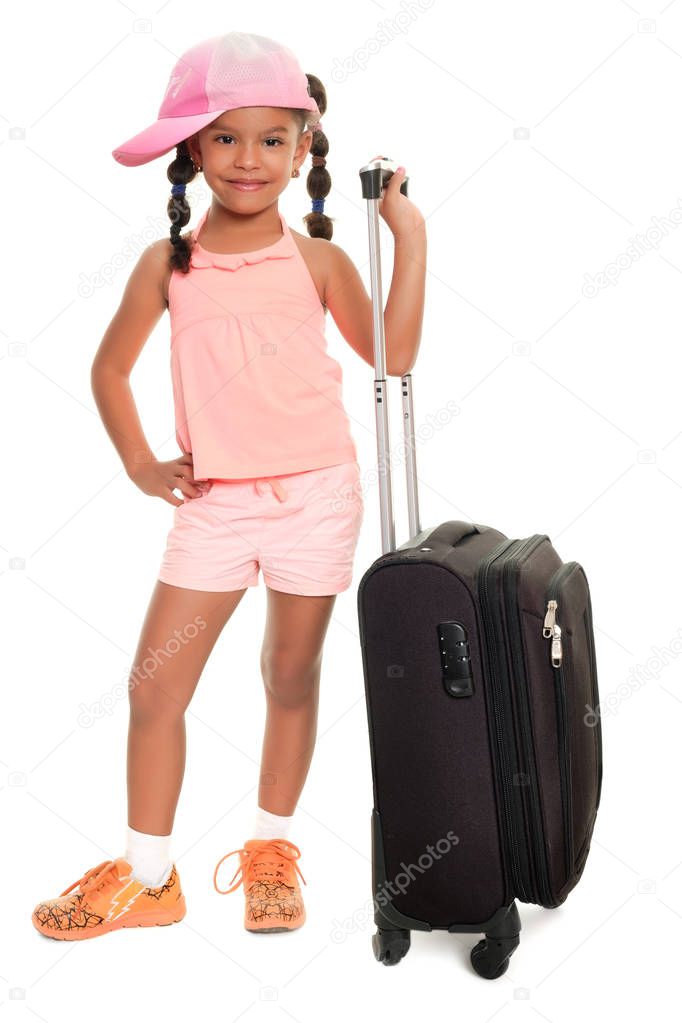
[470, 935, 519, 979]
[372, 927, 411, 965]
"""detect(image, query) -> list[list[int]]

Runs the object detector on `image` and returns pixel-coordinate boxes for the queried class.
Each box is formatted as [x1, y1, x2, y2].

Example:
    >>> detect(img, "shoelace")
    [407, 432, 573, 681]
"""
[59, 859, 124, 898]
[213, 839, 307, 896]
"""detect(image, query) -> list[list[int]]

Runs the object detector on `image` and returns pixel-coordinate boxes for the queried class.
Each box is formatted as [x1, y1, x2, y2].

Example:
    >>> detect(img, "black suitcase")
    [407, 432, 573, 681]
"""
[355, 159, 604, 978]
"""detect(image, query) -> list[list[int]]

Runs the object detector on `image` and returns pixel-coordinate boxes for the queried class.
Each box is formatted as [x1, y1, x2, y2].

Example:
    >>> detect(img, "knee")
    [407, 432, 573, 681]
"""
[260, 650, 321, 708]
[128, 676, 186, 725]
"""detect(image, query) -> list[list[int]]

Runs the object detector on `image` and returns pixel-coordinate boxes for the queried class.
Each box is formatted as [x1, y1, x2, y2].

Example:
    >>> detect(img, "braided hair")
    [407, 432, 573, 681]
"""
[166, 140, 199, 274]
[166, 73, 334, 274]
[300, 74, 333, 241]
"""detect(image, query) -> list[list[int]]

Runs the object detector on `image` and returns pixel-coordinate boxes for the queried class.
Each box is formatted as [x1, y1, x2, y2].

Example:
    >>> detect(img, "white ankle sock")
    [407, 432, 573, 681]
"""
[252, 805, 295, 841]
[125, 826, 173, 887]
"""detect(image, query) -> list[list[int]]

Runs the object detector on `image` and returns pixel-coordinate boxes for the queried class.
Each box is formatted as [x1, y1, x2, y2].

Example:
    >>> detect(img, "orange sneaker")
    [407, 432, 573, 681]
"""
[31, 857, 186, 941]
[213, 838, 307, 933]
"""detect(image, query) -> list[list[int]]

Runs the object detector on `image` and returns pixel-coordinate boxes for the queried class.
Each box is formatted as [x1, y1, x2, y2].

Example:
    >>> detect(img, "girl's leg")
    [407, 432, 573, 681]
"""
[257, 587, 337, 816]
[127, 579, 248, 835]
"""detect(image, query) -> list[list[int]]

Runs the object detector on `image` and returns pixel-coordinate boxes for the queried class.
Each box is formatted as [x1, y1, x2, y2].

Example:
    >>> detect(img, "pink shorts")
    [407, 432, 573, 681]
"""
[157, 460, 364, 596]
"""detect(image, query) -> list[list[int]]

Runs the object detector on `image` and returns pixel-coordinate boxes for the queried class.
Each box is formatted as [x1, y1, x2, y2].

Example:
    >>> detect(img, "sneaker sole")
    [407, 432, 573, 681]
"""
[245, 913, 306, 934]
[246, 926, 301, 933]
[33, 898, 186, 941]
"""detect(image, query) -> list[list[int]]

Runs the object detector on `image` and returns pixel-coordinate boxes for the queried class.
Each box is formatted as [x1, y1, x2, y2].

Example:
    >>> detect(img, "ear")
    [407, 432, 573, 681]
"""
[185, 134, 201, 166]
[296, 129, 313, 163]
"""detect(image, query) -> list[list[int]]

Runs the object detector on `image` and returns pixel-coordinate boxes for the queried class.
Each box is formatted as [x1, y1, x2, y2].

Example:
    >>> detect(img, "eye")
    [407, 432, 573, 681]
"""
[215, 135, 284, 147]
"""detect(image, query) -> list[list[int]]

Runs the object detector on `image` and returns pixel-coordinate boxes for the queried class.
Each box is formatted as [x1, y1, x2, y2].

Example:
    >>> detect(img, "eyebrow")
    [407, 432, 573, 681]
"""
[211, 124, 290, 133]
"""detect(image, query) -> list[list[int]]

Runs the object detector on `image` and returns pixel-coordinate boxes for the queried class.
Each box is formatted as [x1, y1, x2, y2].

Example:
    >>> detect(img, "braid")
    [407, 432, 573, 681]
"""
[166, 140, 199, 274]
[300, 74, 334, 240]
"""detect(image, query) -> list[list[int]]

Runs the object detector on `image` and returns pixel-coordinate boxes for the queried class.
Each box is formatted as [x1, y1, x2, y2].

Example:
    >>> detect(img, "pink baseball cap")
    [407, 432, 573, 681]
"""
[112, 32, 322, 167]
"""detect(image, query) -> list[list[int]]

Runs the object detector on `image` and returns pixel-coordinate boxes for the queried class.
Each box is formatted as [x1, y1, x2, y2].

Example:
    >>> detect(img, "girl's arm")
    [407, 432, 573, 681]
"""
[324, 225, 426, 378]
[324, 167, 426, 377]
[91, 242, 203, 504]
[91, 244, 166, 474]
[385, 224, 426, 375]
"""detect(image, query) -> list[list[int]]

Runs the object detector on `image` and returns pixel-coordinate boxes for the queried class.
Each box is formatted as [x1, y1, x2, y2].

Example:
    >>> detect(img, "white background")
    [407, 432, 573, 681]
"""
[3, 0, 681, 1017]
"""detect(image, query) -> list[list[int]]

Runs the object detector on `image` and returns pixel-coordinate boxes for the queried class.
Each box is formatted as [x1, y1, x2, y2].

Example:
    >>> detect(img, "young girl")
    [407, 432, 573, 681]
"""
[31, 31, 425, 941]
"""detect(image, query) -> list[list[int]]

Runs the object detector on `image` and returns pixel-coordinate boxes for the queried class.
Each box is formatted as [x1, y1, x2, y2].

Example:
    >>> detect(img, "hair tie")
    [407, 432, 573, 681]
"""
[311, 198, 325, 213]
[171, 182, 186, 197]
[311, 121, 324, 133]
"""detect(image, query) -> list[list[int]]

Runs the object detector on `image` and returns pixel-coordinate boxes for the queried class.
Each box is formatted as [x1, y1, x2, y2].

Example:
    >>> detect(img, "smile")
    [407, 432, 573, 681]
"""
[228, 181, 267, 191]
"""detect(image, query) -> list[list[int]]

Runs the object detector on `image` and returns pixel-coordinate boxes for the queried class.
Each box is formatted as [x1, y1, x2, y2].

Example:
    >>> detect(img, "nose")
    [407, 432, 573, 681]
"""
[233, 143, 263, 168]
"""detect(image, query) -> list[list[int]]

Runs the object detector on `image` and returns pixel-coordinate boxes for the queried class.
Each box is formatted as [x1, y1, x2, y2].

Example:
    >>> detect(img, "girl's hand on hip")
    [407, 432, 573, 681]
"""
[128, 453, 207, 506]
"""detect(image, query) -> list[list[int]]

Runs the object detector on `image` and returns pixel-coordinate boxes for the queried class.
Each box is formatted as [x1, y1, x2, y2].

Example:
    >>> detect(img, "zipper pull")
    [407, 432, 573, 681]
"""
[543, 599, 558, 638]
[551, 624, 563, 667]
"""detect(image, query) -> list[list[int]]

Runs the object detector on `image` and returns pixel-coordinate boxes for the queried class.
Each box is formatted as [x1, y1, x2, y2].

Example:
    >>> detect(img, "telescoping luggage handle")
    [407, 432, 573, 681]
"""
[359, 158, 421, 555]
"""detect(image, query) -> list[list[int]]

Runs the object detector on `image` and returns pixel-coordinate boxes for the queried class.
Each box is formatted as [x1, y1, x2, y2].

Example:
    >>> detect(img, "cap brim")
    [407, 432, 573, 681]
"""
[112, 110, 224, 167]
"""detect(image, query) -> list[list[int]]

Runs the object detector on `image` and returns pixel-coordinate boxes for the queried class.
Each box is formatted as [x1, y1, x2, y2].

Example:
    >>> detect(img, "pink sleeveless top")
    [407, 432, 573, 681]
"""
[168, 207, 358, 481]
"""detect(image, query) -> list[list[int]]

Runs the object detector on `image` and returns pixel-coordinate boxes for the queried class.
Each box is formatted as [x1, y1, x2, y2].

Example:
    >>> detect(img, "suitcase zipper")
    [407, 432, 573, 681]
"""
[544, 564, 577, 885]
[552, 651, 573, 883]
[546, 564, 603, 818]
[502, 534, 553, 906]
[543, 600, 563, 666]
[476, 538, 524, 900]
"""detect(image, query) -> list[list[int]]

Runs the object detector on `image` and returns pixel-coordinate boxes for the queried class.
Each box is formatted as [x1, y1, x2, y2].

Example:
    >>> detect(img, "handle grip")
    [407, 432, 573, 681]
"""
[359, 157, 409, 201]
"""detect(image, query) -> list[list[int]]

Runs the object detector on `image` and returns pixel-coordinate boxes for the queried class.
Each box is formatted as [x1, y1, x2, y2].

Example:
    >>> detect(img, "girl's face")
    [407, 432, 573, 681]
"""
[187, 106, 312, 205]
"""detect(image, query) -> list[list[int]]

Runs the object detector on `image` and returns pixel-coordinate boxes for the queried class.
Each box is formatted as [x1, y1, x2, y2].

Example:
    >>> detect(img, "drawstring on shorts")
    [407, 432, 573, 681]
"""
[255, 477, 288, 502]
